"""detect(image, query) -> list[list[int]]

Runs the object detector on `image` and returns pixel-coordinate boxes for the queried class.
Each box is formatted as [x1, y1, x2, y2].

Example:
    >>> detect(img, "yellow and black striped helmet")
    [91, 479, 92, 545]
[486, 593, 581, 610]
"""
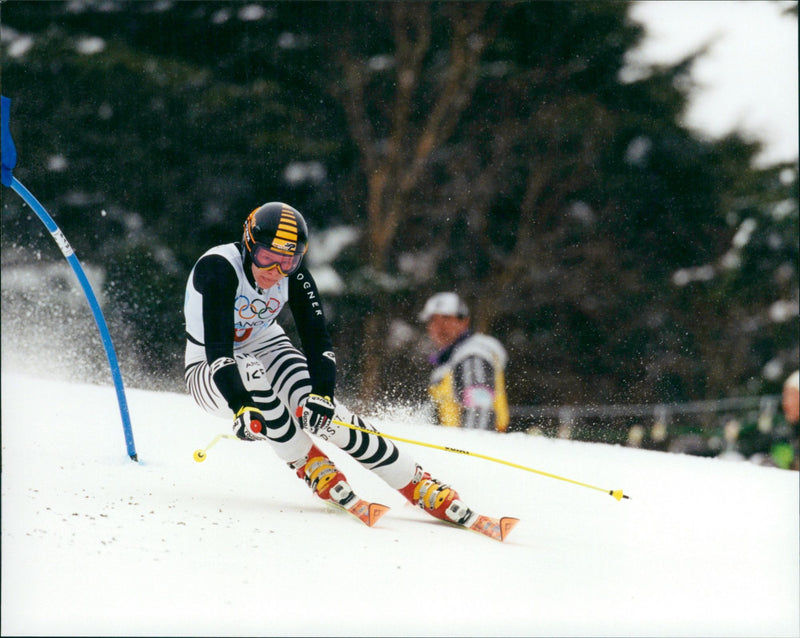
[242, 202, 308, 272]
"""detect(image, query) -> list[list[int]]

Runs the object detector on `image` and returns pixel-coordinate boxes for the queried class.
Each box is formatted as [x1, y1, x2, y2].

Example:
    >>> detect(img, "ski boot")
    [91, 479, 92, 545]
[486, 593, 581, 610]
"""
[289, 444, 389, 527]
[290, 444, 355, 507]
[399, 464, 473, 525]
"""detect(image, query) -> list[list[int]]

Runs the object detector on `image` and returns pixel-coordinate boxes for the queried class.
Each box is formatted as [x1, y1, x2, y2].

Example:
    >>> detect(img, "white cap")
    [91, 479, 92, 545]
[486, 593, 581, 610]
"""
[785, 370, 799, 390]
[418, 292, 469, 322]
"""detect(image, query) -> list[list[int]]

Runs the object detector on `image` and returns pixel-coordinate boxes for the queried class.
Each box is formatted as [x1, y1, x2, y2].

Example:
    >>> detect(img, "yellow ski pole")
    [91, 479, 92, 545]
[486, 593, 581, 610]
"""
[332, 417, 631, 501]
[192, 433, 238, 462]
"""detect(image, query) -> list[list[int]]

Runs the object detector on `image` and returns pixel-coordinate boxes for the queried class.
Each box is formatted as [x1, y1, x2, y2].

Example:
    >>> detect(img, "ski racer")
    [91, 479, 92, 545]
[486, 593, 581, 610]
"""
[419, 292, 510, 432]
[183, 202, 477, 526]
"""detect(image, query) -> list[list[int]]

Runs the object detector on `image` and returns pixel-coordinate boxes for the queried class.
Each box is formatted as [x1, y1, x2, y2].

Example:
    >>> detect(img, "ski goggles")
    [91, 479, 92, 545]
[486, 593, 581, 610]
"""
[250, 242, 306, 275]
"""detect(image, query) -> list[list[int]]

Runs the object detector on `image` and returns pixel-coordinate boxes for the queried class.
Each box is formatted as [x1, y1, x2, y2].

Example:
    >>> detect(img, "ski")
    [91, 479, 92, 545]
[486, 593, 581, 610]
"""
[467, 513, 519, 542]
[327, 498, 390, 527]
[445, 512, 519, 542]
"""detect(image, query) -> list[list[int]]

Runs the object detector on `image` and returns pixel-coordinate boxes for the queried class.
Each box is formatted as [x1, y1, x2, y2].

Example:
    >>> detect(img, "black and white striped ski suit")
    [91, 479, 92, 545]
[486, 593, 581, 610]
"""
[183, 243, 415, 488]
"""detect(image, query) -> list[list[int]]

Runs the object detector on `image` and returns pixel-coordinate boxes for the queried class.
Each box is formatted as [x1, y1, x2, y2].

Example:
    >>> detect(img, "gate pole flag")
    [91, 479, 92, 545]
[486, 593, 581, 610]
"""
[2, 95, 138, 462]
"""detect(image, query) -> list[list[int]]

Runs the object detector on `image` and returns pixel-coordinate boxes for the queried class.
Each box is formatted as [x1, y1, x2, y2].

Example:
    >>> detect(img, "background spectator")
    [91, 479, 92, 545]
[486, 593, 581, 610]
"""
[782, 370, 799, 424]
[419, 292, 509, 432]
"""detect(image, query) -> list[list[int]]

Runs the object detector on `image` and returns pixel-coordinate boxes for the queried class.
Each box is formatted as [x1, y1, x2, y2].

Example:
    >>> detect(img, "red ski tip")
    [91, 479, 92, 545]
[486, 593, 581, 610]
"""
[367, 503, 390, 527]
[499, 517, 520, 542]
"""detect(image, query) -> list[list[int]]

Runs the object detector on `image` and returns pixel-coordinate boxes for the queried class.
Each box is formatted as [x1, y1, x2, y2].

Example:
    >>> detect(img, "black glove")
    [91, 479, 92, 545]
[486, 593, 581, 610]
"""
[233, 406, 268, 441]
[300, 394, 335, 435]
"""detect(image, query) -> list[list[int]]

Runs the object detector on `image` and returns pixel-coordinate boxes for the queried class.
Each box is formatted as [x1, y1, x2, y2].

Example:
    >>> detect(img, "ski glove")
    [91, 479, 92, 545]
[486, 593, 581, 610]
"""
[301, 394, 335, 435]
[233, 406, 268, 441]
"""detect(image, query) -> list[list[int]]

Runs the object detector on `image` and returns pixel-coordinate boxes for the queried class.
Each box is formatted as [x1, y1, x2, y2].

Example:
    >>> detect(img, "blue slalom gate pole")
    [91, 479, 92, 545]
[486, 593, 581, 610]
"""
[2, 95, 138, 461]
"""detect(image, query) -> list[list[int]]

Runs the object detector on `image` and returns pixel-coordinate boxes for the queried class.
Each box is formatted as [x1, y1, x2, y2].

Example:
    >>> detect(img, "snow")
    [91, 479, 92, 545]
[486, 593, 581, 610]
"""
[2, 371, 798, 637]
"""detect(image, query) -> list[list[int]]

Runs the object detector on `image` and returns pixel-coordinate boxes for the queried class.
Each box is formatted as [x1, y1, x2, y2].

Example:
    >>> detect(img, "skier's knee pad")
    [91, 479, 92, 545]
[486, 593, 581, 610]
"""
[235, 353, 271, 394]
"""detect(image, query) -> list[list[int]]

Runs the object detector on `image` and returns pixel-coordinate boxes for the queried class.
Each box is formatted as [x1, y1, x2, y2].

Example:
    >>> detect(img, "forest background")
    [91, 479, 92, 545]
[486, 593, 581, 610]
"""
[1, 1, 798, 436]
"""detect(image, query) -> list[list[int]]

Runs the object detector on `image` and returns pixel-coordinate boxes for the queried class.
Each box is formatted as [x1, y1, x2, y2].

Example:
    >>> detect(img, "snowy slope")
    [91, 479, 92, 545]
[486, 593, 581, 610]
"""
[2, 372, 798, 637]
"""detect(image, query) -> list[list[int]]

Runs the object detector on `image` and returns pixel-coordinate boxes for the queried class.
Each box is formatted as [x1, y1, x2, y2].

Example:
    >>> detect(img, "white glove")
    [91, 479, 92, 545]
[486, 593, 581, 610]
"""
[300, 394, 335, 435]
[233, 406, 268, 441]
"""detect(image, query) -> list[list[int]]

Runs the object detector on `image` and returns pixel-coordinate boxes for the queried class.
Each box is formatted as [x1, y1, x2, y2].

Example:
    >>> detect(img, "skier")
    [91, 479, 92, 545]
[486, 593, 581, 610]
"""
[183, 202, 478, 528]
[419, 292, 510, 432]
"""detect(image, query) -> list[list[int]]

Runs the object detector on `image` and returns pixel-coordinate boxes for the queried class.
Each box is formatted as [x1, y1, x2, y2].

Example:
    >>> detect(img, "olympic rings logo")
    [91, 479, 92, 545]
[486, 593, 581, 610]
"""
[235, 294, 281, 323]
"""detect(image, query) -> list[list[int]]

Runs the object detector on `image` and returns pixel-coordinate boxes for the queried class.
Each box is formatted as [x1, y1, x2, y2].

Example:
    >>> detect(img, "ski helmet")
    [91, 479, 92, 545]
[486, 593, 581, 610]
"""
[242, 202, 308, 275]
[418, 292, 469, 322]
